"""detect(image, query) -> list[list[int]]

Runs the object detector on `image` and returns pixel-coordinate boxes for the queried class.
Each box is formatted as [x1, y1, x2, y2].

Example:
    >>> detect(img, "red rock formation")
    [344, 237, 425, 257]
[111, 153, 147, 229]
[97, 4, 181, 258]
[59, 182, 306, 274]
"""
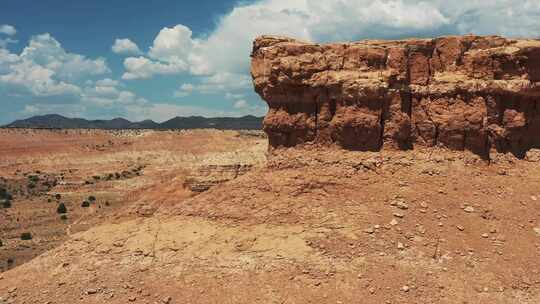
[251, 35, 540, 158]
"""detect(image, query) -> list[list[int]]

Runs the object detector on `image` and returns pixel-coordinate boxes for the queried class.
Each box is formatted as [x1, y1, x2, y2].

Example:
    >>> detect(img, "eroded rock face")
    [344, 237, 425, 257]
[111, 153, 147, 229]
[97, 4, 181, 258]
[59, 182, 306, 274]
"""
[251, 35, 540, 158]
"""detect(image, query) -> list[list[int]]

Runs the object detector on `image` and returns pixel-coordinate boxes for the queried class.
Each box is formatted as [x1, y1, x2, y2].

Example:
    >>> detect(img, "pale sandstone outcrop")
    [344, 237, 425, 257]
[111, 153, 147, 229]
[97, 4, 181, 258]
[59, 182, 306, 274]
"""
[251, 35, 540, 158]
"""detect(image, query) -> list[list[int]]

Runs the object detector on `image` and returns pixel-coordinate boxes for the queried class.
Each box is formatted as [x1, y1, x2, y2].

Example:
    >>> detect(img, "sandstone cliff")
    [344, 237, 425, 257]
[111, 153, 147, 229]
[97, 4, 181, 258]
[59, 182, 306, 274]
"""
[251, 35, 540, 158]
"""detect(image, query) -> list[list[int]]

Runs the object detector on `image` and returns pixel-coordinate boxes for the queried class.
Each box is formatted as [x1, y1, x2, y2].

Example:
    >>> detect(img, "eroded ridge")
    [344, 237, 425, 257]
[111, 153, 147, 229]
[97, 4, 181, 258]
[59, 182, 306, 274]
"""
[251, 35, 540, 158]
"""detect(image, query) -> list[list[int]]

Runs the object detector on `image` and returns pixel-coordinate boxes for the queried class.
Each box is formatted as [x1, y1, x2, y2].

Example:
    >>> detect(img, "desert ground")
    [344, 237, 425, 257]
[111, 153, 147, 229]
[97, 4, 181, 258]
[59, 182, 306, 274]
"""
[0, 128, 266, 273]
[1, 128, 540, 304]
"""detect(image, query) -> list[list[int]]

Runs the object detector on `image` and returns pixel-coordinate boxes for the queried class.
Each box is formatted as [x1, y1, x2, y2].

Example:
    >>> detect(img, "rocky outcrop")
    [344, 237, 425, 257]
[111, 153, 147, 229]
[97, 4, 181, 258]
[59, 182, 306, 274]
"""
[251, 35, 540, 158]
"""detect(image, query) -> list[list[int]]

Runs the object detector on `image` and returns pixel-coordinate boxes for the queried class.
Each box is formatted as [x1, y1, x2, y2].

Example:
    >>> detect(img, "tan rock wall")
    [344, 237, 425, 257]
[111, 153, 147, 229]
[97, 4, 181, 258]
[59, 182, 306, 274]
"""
[251, 35, 540, 158]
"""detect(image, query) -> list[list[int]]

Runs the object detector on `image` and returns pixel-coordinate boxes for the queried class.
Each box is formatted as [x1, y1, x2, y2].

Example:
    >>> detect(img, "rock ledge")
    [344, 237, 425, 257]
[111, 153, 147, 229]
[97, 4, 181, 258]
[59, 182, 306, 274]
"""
[251, 35, 540, 158]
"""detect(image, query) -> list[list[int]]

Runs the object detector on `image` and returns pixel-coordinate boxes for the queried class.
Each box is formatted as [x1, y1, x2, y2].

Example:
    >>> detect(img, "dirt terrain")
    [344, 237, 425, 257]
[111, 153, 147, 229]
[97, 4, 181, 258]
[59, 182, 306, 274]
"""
[1, 130, 540, 303]
[0, 128, 266, 273]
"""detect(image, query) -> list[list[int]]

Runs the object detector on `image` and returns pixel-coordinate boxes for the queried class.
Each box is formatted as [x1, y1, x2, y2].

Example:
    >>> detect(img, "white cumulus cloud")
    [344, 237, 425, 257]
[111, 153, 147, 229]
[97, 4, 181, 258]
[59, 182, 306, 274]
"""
[0, 33, 111, 98]
[233, 99, 248, 109]
[122, 56, 187, 80]
[112, 38, 142, 55]
[0, 61, 81, 97]
[0, 24, 16, 36]
[82, 78, 146, 106]
[174, 72, 252, 97]
[121, 25, 195, 80]
[95, 78, 119, 87]
[20, 33, 110, 81]
[174, 83, 194, 97]
[148, 25, 194, 63]
[0, 25, 18, 53]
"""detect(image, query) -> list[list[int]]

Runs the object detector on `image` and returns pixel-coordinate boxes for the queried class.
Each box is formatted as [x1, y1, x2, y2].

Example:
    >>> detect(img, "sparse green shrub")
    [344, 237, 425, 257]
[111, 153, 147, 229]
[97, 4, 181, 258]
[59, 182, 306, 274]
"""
[0, 187, 7, 198]
[56, 203, 67, 214]
[115, 172, 121, 179]
[88, 196, 96, 202]
[2, 200, 12, 208]
[0, 239, 3, 246]
[28, 175, 40, 183]
[55, 193, 61, 200]
[1, 188, 13, 201]
[27, 182, 36, 189]
[105, 201, 110, 207]
[81, 201, 90, 207]
[20, 232, 32, 240]
[60, 214, 68, 221]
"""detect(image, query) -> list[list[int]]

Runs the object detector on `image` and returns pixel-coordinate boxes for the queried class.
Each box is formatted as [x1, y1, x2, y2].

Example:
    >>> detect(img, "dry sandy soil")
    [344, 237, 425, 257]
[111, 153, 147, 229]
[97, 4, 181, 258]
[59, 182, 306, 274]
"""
[0, 128, 266, 272]
[1, 129, 540, 304]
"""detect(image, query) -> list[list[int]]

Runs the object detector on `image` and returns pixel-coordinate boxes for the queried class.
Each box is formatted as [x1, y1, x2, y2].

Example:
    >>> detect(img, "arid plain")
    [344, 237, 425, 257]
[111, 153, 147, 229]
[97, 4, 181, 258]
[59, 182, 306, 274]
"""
[1, 128, 540, 304]
[0, 128, 266, 273]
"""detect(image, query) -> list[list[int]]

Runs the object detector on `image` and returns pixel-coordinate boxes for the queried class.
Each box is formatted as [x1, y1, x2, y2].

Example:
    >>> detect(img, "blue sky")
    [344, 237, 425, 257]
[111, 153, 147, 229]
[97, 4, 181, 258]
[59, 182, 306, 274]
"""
[0, 0, 539, 124]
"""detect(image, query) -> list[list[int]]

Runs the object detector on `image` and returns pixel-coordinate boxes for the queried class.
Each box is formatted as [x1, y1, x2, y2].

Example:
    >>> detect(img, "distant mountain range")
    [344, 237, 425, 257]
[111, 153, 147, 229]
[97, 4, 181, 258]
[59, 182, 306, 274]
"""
[2, 114, 264, 130]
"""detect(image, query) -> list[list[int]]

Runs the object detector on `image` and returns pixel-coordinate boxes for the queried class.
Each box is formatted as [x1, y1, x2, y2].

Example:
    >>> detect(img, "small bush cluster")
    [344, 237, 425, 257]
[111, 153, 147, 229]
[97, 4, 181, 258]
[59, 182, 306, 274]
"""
[0, 187, 12, 200]
[56, 203, 67, 214]
[20, 232, 32, 240]
[0, 187, 7, 198]
[2, 200, 12, 208]
[1, 187, 13, 208]
[27, 175, 40, 183]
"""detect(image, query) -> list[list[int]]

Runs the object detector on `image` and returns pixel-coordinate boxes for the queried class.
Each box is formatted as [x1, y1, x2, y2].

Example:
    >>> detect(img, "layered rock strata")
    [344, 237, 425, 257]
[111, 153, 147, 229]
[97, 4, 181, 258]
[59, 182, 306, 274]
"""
[184, 164, 253, 192]
[251, 35, 540, 158]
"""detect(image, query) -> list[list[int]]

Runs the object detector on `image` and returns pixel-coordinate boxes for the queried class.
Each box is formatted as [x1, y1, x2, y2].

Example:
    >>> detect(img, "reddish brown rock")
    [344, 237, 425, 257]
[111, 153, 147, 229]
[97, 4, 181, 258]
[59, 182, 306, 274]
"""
[251, 35, 540, 158]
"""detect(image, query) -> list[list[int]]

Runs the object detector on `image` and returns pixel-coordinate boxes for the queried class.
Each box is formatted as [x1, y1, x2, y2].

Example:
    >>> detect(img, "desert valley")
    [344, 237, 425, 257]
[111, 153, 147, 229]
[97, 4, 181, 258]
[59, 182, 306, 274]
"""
[0, 33, 540, 304]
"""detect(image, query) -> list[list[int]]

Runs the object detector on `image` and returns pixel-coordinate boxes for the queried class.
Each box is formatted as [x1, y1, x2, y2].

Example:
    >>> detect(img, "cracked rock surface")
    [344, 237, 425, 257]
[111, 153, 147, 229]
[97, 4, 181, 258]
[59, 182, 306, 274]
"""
[251, 35, 540, 158]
